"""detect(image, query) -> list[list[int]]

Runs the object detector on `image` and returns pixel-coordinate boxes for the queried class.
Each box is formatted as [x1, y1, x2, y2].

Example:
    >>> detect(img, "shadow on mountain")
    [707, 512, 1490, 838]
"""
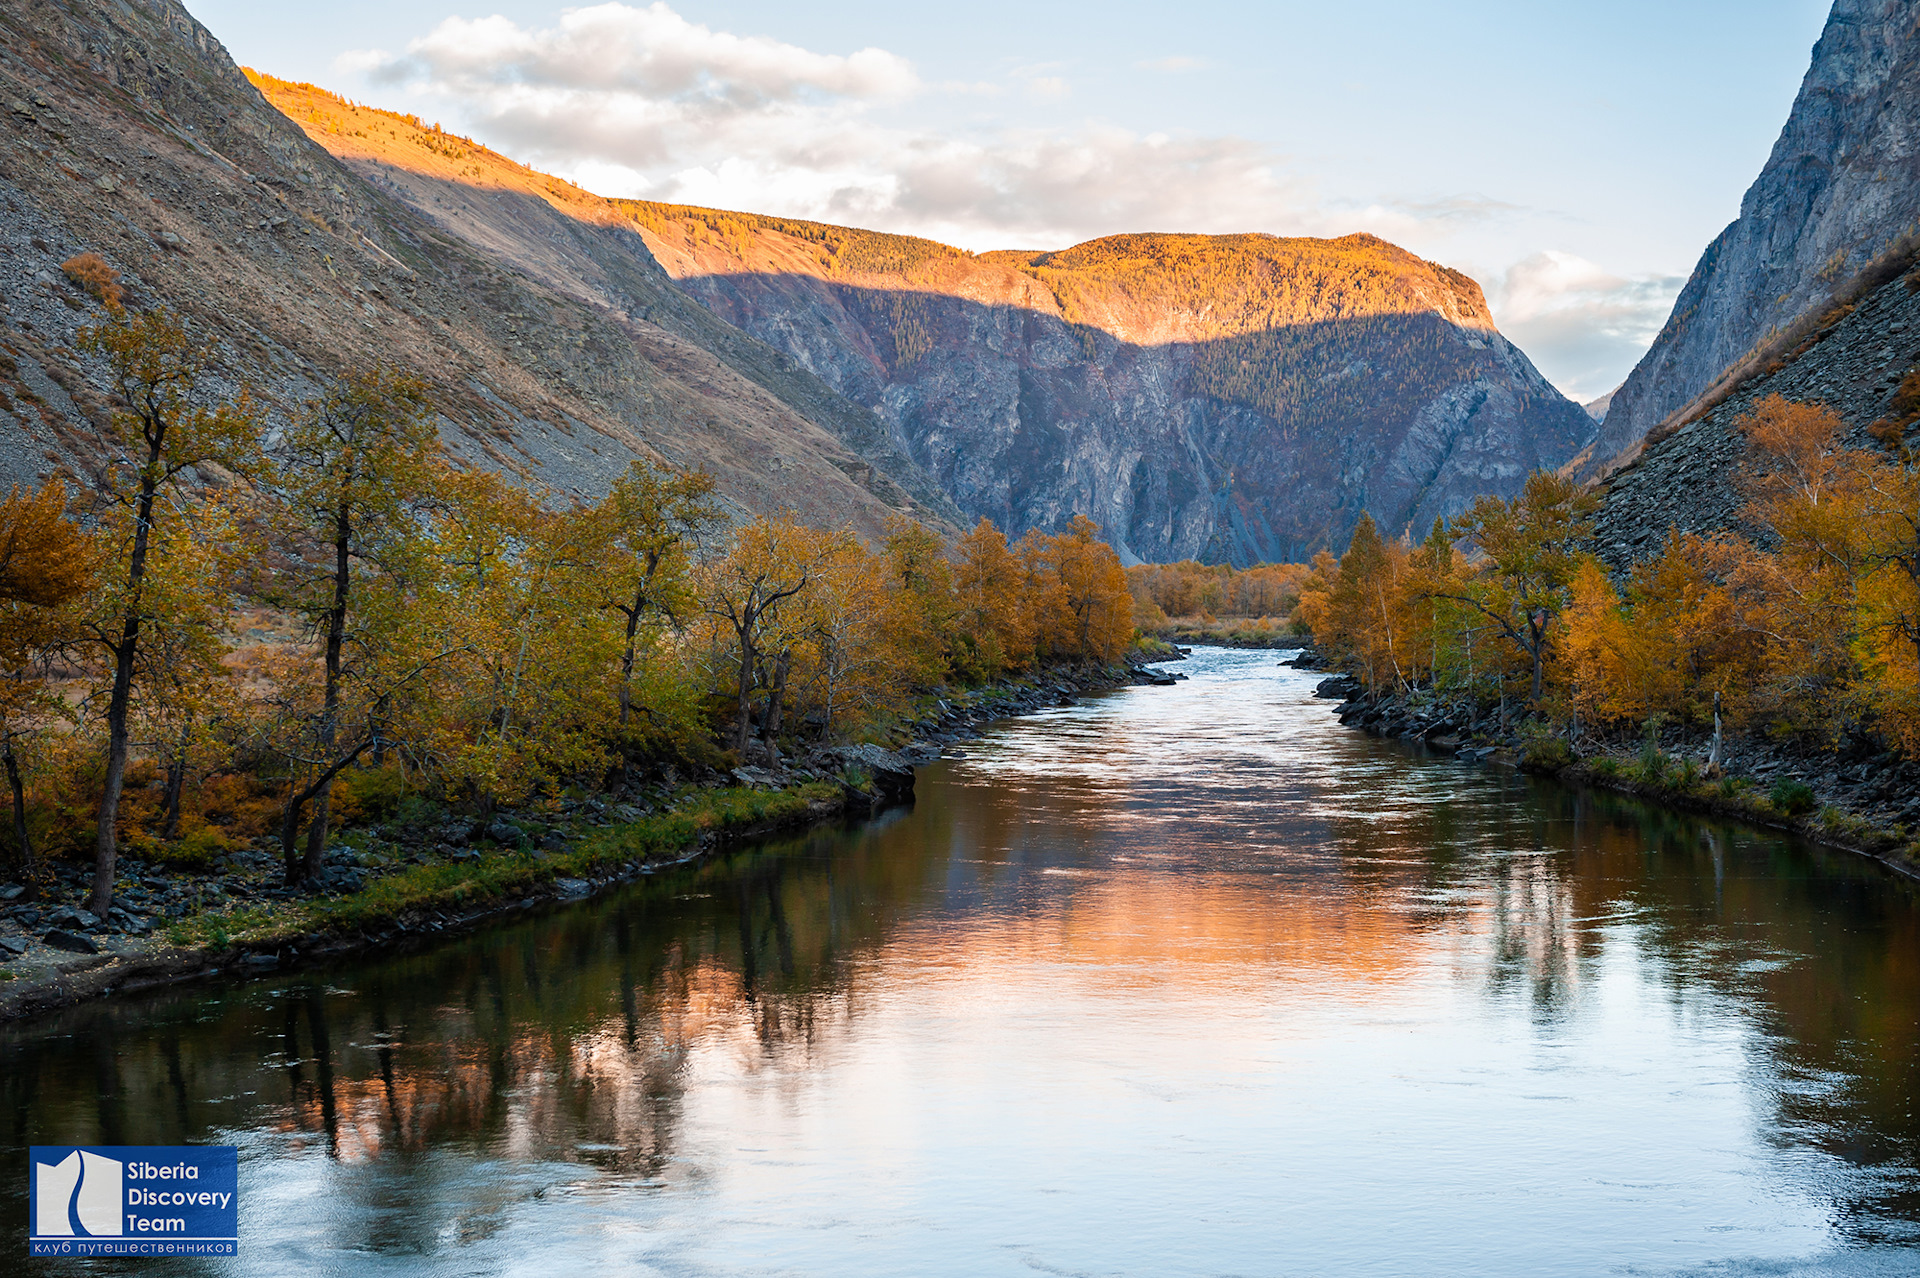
[667, 274, 1596, 564]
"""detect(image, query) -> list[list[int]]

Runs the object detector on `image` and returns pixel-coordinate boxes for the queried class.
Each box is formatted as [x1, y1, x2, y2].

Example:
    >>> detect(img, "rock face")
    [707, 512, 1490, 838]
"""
[1594, 264, 1920, 568]
[1589, 0, 1920, 471]
[0, 1, 954, 539]
[636, 221, 1595, 564]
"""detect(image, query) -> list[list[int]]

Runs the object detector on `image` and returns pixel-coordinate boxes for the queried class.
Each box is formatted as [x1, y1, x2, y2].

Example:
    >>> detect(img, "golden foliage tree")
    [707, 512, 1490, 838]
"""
[76, 307, 262, 914]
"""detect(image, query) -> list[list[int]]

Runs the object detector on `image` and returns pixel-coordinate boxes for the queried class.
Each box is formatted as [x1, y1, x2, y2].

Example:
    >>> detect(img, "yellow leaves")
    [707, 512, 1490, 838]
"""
[1020, 514, 1134, 665]
[0, 482, 94, 610]
[59, 253, 122, 311]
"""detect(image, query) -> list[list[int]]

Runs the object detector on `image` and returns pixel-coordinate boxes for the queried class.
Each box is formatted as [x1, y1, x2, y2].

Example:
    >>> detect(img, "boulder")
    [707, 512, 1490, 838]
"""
[45, 906, 99, 932]
[42, 929, 98, 954]
[826, 744, 917, 804]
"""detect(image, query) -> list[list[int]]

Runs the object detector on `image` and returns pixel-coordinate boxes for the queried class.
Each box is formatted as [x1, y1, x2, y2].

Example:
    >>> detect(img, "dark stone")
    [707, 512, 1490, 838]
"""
[42, 929, 98, 954]
[45, 906, 99, 932]
[0, 884, 23, 902]
[0, 935, 28, 956]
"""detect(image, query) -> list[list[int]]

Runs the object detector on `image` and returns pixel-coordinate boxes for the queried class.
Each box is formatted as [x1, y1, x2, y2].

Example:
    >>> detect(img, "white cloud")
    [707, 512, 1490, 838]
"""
[337, 4, 1661, 396]
[1486, 250, 1683, 401]
[340, 3, 1343, 248]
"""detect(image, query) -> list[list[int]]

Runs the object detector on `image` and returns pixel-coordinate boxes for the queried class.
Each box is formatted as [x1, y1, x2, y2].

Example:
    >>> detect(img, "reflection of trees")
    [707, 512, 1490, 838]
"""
[3, 743, 1919, 1239]
[0, 806, 960, 1227]
[1325, 761, 1920, 1230]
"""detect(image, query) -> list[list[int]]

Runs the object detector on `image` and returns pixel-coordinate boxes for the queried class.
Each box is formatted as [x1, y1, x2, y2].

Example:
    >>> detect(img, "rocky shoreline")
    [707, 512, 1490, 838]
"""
[1286, 648, 1920, 881]
[0, 656, 1178, 1025]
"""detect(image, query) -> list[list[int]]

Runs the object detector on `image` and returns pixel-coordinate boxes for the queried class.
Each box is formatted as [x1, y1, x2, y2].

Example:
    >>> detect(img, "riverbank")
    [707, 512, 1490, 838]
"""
[1288, 648, 1920, 881]
[0, 658, 1170, 1024]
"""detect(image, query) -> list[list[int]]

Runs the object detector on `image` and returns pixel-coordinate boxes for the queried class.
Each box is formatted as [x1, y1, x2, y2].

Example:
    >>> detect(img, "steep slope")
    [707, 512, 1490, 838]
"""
[1595, 263, 1920, 568]
[0, 0, 952, 540]
[249, 79, 1592, 564]
[628, 216, 1596, 563]
[1588, 0, 1920, 472]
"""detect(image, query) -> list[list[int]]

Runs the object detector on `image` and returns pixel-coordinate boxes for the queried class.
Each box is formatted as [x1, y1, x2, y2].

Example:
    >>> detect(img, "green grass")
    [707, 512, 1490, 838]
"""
[162, 780, 845, 951]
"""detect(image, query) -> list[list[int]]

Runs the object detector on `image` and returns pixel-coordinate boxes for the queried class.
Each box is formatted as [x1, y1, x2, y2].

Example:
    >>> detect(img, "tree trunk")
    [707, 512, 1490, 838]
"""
[93, 472, 160, 916]
[763, 648, 791, 757]
[733, 603, 759, 756]
[282, 739, 375, 886]
[160, 737, 187, 840]
[301, 506, 352, 885]
[1707, 690, 1724, 776]
[3, 730, 34, 901]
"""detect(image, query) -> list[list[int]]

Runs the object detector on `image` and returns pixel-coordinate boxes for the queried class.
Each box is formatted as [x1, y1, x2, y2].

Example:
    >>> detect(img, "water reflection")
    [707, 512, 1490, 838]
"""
[5, 649, 1920, 1275]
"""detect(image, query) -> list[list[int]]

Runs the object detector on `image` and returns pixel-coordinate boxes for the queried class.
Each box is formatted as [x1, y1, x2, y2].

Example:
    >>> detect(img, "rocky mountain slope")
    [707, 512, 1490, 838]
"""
[1595, 263, 1920, 568]
[0, 0, 954, 539]
[252, 82, 1592, 565]
[626, 219, 1595, 563]
[1586, 0, 1920, 473]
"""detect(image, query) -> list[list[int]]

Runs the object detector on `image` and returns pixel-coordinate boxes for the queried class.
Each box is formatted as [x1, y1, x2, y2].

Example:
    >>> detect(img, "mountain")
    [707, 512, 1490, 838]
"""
[0, 0, 955, 539]
[1, 0, 1591, 566]
[1583, 389, 1616, 424]
[1585, 0, 1920, 474]
[623, 218, 1597, 564]
[247, 80, 1592, 564]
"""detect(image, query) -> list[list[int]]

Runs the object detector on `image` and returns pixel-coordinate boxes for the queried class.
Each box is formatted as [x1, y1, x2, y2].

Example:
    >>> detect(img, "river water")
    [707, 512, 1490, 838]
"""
[6, 648, 1920, 1276]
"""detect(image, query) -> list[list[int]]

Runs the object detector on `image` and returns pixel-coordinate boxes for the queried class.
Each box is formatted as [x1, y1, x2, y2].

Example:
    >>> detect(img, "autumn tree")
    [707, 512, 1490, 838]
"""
[953, 518, 1034, 678]
[77, 308, 261, 914]
[1027, 515, 1133, 663]
[1441, 471, 1599, 704]
[704, 516, 821, 757]
[0, 483, 94, 894]
[426, 471, 614, 807]
[586, 459, 719, 737]
[882, 515, 955, 685]
[268, 365, 437, 882]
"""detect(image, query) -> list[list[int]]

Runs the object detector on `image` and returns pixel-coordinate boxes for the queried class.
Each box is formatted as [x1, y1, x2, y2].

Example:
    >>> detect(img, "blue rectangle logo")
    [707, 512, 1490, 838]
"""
[28, 1145, 238, 1257]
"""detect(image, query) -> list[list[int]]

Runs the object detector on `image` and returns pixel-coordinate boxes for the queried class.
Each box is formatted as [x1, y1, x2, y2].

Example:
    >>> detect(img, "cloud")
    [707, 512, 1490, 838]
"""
[1486, 250, 1683, 401]
[336, 3, 1667, 397]
[340, 3, 1338, 248]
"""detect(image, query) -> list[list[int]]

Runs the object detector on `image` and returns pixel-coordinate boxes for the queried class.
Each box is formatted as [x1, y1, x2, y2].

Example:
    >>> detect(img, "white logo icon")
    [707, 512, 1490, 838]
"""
[35, 1151, 123, 1237]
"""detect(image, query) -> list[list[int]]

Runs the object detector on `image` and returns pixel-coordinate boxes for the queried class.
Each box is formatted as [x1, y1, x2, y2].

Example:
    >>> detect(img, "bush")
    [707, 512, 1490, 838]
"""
[1717, 776, 1751, 800]
[1768, 779, 1817, 816]
[1519, 735, 1573, 773]
[61, 253, 123, 308]
[1592, 757, 1620, 778]
[331, 764, 409, 825]
[146, 825, 236, 871]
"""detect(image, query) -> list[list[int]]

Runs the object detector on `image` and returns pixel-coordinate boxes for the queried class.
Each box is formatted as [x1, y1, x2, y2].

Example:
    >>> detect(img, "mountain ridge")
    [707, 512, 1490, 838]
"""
[1585, 0, 1920, 474]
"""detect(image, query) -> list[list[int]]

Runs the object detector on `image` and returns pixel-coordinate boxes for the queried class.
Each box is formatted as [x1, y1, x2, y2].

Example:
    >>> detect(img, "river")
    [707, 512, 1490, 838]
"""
[5, 648, 1920, 1276]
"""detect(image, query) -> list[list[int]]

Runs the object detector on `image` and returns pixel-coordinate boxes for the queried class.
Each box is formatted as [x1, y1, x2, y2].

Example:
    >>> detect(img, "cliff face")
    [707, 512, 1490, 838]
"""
[1595, 263, 1920, 569]
[1590, 0, 1920, 471]
[0, 1, 954, 539]
[634, 219, 1594, 563]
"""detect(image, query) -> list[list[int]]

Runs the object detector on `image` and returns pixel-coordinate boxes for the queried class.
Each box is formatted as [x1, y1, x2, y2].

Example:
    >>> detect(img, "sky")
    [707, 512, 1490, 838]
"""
[188, 0, 1836, 403]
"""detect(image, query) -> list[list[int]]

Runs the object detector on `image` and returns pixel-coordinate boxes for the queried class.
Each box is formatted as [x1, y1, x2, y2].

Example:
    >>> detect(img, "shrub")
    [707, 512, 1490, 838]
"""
[1519, 735, 1573, 773]
[332, 764, 409, 825]
[1716, 776, 1751, 799]
[60, 253, 123, 308]
[1592, 757, 1620, 778]
[1677, 758, 1702, 789]
[147, 824, 236, 871]
[1768, 779, 1817, 816]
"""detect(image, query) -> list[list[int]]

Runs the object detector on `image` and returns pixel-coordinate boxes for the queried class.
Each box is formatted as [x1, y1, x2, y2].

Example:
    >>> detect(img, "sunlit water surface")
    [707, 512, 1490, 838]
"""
[7, 649, 1920, 1276]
